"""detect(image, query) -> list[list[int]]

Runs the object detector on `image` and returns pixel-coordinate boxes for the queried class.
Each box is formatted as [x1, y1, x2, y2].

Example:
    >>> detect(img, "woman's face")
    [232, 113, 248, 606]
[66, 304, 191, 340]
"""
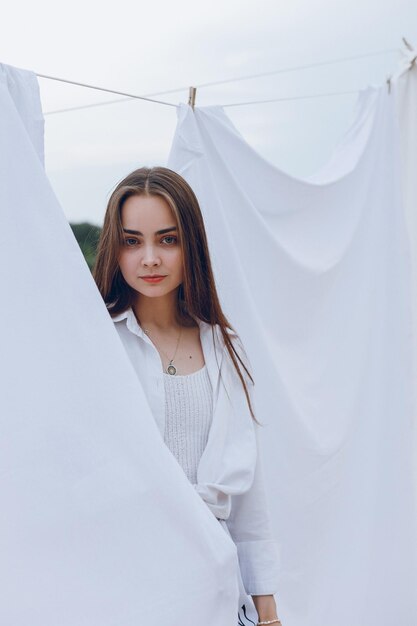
[118, 194, 183, 300]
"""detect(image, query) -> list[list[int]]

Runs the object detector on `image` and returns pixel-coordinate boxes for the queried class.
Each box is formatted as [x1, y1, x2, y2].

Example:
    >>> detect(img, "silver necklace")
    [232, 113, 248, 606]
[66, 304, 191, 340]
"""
[143, 326, 183, 375]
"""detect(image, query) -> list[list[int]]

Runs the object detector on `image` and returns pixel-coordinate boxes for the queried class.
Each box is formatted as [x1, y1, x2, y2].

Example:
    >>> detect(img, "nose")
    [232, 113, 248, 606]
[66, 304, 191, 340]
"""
[141, 244, 161, 268]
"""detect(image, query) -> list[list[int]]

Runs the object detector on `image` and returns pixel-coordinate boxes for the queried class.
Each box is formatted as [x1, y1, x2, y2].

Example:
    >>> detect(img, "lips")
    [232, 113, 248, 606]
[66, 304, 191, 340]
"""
[140, 275, 167, 283]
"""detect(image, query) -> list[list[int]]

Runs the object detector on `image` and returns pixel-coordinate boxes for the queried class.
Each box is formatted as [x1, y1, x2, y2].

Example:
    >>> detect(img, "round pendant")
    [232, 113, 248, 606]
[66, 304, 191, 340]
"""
[167, 364, 177, 375]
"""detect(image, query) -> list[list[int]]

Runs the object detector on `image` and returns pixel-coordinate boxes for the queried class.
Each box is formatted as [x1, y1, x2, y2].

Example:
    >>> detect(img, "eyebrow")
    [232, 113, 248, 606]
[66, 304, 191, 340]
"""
[123, 227, 177, 236]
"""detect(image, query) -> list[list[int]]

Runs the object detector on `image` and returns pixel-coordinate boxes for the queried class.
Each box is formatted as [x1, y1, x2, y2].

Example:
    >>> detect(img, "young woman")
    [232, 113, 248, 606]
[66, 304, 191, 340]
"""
[93, 166, 282, 626]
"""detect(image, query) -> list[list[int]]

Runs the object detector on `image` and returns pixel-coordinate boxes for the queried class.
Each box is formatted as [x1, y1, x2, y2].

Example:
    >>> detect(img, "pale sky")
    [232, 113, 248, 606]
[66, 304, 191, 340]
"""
[2, 0, 416, 225]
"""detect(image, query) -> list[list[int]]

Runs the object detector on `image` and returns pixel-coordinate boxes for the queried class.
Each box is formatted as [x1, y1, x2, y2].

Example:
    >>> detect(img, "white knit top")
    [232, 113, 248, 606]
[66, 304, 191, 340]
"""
[162, 365, 213, 485]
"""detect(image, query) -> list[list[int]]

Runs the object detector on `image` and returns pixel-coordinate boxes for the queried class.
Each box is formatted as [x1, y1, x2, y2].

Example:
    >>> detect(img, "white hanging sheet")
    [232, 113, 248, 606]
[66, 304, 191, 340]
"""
[168, 83, 417, 626]
[0, 63, 240, 626]
[396, 62, 417, 487]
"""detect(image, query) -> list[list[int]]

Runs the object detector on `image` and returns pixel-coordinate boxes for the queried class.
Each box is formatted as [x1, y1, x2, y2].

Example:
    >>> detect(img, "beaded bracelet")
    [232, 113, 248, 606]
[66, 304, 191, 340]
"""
[257, 619, 282, 625]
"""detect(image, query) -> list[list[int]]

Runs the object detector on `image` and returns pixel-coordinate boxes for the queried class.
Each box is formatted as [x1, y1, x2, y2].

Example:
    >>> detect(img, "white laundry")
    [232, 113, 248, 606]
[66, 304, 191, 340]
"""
[168, 76, 417, 626]
[2, 55, 417, 626]
[0, 63, 239, 626]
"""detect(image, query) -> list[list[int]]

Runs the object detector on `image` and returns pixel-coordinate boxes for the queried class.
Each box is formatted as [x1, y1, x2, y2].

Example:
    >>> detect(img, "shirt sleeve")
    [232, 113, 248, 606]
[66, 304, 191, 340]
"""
[225, 335, 281, 596]
[225, 423, 281, 595]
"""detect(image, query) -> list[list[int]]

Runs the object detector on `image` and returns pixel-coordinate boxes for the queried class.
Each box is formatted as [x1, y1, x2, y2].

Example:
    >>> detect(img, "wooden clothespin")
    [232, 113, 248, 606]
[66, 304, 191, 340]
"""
[188, 86, 197, 110]
[403, 37, 414, 52]
[402, 36, 417, 70]
[387, 37, 417, 93]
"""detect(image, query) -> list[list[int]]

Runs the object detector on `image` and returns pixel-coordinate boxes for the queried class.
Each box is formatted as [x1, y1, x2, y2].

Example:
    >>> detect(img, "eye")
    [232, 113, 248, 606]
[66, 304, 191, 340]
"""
[161, 235, 178, 245]
[124, 238, 138, 246]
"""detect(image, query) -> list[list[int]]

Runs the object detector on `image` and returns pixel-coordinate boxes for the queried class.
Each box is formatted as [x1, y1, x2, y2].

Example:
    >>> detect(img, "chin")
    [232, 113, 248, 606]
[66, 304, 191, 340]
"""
[137, 287, 172, 297]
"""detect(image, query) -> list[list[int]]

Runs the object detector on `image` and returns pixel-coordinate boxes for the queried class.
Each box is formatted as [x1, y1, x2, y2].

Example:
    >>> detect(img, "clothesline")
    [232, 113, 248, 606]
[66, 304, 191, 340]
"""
[40, 46, 398, 115]
[37, 73, 178, 109]
[44, 87, 367, 115]
[222, 88, 361, 108]
[195, 48, 399, 87]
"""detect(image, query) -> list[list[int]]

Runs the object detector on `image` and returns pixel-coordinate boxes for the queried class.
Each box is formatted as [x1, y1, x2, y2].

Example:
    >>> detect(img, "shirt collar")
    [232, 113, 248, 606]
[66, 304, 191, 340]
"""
[112, 307, 146, 340]
[112, 306, 217, 344]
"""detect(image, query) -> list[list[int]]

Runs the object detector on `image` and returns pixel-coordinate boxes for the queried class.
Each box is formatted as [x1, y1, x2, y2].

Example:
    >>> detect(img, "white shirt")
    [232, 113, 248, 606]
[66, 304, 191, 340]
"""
[112, 307, 280, 596]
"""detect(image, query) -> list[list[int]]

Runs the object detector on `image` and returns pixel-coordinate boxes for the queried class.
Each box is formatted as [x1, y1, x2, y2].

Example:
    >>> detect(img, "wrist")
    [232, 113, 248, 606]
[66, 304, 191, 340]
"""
[251, 594, 278, 621]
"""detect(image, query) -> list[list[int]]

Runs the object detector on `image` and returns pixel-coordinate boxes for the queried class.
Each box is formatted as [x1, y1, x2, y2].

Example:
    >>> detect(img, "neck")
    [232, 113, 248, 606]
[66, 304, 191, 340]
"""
[133, 290, 181, 331]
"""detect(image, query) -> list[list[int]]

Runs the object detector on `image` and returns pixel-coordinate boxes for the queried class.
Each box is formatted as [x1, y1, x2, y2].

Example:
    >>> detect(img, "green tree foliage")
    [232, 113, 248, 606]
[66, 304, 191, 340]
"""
[70, 222, 102, 271]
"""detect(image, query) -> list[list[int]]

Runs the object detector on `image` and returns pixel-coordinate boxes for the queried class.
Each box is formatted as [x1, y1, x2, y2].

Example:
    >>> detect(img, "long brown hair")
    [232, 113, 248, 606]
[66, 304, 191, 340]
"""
[93, 166, 257, 422]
